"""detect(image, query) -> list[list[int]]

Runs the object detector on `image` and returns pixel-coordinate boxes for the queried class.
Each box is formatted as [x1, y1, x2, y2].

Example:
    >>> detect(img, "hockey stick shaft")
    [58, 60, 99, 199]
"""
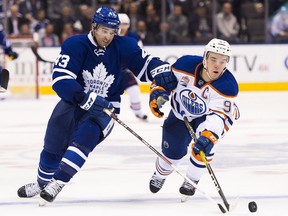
[183, 116, 230, 212]
[104, 109, 226, 213]
[31, 46, 55, 64]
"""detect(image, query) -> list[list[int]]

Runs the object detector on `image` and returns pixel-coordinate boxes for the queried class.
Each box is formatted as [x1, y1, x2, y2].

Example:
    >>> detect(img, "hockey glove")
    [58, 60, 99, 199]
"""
[149, 84, 169, 118]
[79, 91, 113, 116]
[150, 64, 177, 94]
[7, 51, 18, 60]
[193, 130, 218, 156]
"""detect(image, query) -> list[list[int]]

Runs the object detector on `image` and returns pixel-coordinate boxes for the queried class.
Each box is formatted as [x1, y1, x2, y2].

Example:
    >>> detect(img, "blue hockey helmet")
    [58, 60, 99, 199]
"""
[92, 6, 120, 30]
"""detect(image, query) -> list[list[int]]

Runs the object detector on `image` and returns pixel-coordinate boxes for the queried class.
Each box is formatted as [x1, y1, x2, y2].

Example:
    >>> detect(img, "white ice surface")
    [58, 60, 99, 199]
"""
[0, 92, 288, 215]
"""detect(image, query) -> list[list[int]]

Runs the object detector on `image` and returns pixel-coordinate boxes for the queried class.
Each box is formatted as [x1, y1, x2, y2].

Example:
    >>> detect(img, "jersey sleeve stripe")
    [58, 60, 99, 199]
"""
[52, 68, 77, 79]
[52, 75, 74, 85]
[136, 55, 153, 81]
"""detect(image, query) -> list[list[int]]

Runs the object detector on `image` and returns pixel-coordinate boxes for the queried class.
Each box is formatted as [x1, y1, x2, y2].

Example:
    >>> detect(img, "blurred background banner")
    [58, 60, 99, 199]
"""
[1, 0, 288, 98]
[4, 44, 288, 98]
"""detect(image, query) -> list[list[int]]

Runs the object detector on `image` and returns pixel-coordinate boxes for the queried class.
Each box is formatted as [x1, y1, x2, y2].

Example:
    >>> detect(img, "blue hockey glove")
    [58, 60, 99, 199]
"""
[193, 130, 218, 155]
[149, 84, 169, 118]
[7, 51, 18, 60]
[150, 64, 177, 94]
[79, 91, 113, 116]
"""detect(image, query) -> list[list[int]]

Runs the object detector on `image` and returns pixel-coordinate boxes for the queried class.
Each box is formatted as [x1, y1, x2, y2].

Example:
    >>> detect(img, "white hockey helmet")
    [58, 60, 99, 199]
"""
[204, 38, 231, 61]
[118, 13, 130, 26]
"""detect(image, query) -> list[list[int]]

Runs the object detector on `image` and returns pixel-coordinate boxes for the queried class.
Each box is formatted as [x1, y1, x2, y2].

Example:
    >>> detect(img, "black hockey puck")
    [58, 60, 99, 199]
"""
[248, 201, 257, 212]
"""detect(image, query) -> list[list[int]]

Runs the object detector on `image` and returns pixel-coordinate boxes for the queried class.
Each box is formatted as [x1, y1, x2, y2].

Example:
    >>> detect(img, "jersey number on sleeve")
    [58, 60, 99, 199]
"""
[55, 54, 70, 68]
[224, 100, 240, 120]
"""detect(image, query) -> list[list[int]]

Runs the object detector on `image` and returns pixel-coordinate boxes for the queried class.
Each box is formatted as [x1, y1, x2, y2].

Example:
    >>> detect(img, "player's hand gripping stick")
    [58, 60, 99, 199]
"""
[149, 85, 169, 118]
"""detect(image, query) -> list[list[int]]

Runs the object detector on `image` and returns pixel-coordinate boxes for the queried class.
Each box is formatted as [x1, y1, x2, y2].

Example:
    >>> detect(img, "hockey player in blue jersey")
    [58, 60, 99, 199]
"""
[118, 13, 147, 120]
[148, 38, 240, 198]
[17, 6, 176, 205]
[0, 23, 18, 93]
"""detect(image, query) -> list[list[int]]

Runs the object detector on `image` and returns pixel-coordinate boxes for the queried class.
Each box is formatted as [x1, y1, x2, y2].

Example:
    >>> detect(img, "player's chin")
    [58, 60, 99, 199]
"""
[212, 71, 220, 79]
[99, 41, 111, 47]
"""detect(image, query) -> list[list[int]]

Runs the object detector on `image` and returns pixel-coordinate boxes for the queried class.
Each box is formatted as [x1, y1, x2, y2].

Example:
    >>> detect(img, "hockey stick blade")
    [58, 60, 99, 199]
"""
[183, 116, 230, 212]
[103, 109, 227, 214]
[0, 69, 9, 92]
[31, 46, 55, 64]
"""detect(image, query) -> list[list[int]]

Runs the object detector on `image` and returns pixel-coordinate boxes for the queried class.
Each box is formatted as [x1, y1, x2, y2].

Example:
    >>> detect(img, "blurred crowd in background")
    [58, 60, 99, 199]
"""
[0, 0, 287, 47]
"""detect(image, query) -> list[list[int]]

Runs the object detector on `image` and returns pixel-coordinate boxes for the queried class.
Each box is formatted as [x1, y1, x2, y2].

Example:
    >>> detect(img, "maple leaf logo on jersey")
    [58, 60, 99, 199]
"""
[82, 63, 115, 97]
[180, 89, 206, 115]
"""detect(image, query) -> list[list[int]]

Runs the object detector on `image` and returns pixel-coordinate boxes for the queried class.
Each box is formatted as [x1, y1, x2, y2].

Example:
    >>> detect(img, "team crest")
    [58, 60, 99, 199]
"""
[82, 63, 115, 97]
[180, 89, 206, 115]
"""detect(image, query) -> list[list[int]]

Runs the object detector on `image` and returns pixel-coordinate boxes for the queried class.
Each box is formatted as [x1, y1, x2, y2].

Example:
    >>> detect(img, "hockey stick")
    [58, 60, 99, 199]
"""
[30, 46, 55, 64]
[104, 109, 226, 213]
[0, 69, 9, 92]
[183, 116, 230, 212]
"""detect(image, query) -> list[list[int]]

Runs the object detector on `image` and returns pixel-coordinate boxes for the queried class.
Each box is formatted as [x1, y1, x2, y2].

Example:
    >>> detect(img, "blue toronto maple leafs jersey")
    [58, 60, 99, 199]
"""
[52, 32, 166, 113]
[0, 24, 14, 55]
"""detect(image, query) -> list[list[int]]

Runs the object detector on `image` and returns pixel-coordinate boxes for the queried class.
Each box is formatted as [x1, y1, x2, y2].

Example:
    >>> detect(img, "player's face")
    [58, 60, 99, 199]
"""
[205, 52, 229, 80]
[94, 26, 117, 47]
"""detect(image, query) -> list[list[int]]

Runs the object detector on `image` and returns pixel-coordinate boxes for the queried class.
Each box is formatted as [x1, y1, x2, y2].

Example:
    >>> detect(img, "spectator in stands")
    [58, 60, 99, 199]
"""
[154, 21, 177, 45]
[188, 1, 213, 44]
[172, 0, 196, 17]
[136, 20, 155, 44]
[166, 4, 190, 44]
[60, 22, 77, 44]
[270, 6, 288, 43]
[216, 1, 240, 43]
[144, 4, 160, 37]
[7, 4, 30, 36]
[39, 23, 60, 47]
[78, 5, 93, 33]
[52, 6, 79, 39]
[127, 2, 143, 32]
[46, 0, 74, 20]
[18, 23, 32, 37]
[18, 0, 47, 19]
[30, 9, 51, 38]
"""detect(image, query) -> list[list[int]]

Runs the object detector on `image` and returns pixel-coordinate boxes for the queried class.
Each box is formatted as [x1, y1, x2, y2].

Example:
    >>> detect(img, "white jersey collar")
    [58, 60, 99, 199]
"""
[88, 32, 98, 47]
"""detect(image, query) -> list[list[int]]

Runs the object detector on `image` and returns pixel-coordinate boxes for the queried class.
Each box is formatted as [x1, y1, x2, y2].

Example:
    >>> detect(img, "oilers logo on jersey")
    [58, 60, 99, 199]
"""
[180, 89, 206, 115]
[82, 63, 115, 97]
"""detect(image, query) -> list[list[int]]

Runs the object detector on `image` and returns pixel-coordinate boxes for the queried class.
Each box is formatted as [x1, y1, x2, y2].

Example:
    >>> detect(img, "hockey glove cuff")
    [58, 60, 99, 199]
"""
[149, 84, 169, 118]
[79, 91, 113, 115]
[151, 64, 177, 94]
[193, 130, 218, 155]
